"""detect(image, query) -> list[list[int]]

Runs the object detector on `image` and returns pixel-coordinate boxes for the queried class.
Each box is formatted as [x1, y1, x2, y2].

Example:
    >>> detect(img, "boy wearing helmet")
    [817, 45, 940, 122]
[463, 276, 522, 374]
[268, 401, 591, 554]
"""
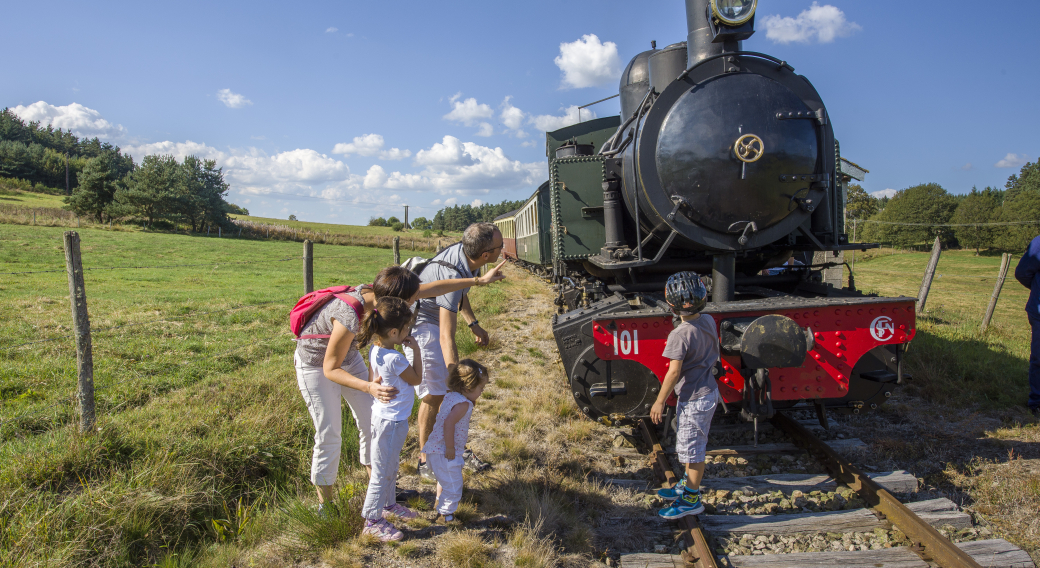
[652, 271, 720, 519]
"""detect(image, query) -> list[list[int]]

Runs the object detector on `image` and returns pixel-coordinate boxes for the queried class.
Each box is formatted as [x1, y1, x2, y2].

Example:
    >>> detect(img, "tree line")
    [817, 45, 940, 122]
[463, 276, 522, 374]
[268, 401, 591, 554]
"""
[430, 200, 526, 232]
[848, 158, 1040, 254]
[68, 153, 241, 230]
[0, 108, 134, 192]
[1, 107, 243, 230]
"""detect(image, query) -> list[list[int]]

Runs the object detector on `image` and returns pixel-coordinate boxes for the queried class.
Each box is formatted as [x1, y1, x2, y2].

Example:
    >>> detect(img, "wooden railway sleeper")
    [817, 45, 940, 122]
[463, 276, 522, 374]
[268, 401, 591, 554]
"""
[639, 419, 720, 568]
[771, 411, 983, 568]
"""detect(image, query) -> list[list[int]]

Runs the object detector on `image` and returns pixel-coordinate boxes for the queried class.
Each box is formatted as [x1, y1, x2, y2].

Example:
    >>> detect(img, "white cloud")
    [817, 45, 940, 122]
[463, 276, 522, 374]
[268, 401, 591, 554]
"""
[500, 97, 529, 138]
[554, 34, 621, 89]
[372, 135, 544, 195]
[761, 3, 861, 44]
[443, 94, 493, 127]
[531, 105, 595, 132]
[224, 149, 350, 187]
[217, 88, 252, 108]
[325, 27, 338, 33]
[995, 153, 1028, 168]
[379, 148, 412, 161]
[333, 134, 385, 157]
[960, 163, 973, 171]
[364, 165, 389, 188]
[415, 136, 474, 167]
[476, 122, 493, 137]
[521, 140, 538, 148]
[332, 134, 411, 160]
[444, 198, 458, 206]
[471, 199, 484, 207]
[121, 140, 226, 162]
[500, 97, 525, 130]
[10, 101, 127, 140]
[871, 188, 898, 199]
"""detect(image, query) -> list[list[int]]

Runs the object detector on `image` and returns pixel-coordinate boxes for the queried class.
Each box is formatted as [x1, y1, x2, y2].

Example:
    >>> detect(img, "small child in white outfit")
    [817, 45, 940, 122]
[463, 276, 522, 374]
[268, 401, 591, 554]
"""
[422, 359, 489, 522]
[357, 296, 423, 542]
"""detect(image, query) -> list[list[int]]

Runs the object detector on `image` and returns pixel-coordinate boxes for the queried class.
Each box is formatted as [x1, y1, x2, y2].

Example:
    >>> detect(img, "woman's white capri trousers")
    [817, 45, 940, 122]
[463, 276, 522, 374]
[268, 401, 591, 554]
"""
[295, 350, 373, 486]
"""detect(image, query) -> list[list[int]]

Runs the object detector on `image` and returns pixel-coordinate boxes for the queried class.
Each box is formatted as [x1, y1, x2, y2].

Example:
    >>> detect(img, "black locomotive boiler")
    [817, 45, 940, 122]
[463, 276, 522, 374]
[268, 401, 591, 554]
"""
[494, 0, 914, 427]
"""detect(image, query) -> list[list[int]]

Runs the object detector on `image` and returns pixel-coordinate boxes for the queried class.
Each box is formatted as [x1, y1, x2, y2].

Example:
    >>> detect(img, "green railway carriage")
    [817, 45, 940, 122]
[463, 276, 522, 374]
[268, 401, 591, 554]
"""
[514, 182, 552, 266]
[497, 116, 624, 273]
[493, 209, 517, 260]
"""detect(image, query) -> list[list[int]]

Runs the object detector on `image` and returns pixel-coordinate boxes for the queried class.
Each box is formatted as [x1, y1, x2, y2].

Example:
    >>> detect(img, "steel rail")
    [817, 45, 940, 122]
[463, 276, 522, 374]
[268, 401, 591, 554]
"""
[639, 418, 719, 568]
[771, 412, 983, 568]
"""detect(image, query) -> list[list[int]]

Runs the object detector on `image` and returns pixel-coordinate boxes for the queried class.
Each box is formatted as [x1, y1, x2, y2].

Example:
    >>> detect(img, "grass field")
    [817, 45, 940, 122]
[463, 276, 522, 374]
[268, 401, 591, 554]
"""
[3, 218, 1036, 566]
[850, 248, 1032, 409]
[0, 186, 461, 252]
[229, 213, 459, 240]
[0, 186, 68, 209]
[0, 224, 433, 566]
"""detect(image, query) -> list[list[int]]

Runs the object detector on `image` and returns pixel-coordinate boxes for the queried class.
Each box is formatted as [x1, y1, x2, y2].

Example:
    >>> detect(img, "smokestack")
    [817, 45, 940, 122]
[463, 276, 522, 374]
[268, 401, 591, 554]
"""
[403, 205, 410, 229]
[684, 0, 739, 67]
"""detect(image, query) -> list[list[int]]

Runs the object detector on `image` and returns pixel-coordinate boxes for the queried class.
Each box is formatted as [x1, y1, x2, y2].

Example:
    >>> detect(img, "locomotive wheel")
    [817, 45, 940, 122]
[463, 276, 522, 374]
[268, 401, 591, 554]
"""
[568, 345, 659, 420]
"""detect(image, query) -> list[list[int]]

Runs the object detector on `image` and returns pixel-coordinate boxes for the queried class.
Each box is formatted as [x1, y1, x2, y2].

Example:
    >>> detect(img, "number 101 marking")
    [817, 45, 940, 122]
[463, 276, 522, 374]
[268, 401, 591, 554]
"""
[613, 329, 639, 355]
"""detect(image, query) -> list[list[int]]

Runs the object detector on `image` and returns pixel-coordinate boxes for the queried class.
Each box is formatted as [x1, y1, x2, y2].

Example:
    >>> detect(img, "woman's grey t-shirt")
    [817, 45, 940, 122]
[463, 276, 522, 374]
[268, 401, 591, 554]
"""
[295, 288, 366, 369]
[661, 315, 720, 401]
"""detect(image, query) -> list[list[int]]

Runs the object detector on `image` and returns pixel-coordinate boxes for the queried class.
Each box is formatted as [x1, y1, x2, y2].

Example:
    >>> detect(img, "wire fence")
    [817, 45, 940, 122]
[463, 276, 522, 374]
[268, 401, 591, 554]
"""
[0, 200, 458, 252]
[847, 238, 1021, 333]
[0, 233, 426, 434]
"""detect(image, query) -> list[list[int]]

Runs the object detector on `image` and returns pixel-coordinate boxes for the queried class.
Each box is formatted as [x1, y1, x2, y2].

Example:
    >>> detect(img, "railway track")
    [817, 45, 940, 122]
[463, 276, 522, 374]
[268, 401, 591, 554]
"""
[619, 412, 1034, 568]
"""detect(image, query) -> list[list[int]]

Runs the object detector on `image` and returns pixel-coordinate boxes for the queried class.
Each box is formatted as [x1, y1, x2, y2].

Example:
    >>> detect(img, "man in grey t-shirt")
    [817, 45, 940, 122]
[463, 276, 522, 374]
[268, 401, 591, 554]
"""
[408, 222, 503, 478]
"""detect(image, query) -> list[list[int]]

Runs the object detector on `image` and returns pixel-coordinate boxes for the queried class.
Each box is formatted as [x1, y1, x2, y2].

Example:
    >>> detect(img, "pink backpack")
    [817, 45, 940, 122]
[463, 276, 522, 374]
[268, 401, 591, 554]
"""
[289, 285, 365, 340]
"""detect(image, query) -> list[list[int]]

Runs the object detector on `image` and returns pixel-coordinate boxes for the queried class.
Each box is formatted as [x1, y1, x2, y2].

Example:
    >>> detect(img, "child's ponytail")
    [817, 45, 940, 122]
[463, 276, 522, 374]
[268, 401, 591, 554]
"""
[356, 296, 414, 348]
[448, 359, 489, 392]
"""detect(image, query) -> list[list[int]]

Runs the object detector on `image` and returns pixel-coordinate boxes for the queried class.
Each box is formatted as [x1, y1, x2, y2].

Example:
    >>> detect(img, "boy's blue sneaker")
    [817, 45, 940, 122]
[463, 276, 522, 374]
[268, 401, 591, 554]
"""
[658, 490, 704, 519]
[657, 477, 687, 500]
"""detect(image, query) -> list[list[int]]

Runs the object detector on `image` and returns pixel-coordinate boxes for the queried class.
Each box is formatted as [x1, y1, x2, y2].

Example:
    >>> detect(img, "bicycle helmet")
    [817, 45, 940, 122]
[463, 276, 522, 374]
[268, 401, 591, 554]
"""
[665, 271, 708, 315]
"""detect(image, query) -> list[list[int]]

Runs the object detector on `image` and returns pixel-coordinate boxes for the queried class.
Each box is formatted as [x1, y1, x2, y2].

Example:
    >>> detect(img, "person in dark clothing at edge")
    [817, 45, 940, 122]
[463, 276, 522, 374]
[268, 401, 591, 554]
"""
[1014, 234, 1040, 418]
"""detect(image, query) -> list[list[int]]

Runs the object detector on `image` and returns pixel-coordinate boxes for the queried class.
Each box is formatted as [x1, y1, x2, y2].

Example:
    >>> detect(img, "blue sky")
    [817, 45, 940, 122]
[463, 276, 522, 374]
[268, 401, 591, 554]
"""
[3, 0, 1038, 224]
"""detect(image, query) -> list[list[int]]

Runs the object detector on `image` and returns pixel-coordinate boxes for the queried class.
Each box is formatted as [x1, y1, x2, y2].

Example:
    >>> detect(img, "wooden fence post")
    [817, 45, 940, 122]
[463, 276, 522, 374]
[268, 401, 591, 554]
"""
[63, 231, 96, 433]
[218, 227, 222, 238]
[981, 253, 1012, 333]
[849, 219, 858, 273]
[303, 240, 314, 294]
[916, 236, 942, 315]
[393, 236, 401, 265]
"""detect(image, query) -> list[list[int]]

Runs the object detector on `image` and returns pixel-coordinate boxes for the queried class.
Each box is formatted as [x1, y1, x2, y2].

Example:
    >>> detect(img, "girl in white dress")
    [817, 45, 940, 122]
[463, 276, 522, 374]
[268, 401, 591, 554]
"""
[422, 359, 489, 522]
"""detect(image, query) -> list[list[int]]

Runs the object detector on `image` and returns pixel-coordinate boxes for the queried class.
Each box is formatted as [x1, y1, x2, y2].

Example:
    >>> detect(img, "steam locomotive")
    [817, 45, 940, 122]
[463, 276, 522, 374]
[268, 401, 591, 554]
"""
[494, 0, 914, 427]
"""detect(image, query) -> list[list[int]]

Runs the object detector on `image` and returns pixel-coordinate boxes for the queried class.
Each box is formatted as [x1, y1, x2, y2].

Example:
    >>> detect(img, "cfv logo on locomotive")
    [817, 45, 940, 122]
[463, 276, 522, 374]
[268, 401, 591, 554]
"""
[870, 316, 895, 341]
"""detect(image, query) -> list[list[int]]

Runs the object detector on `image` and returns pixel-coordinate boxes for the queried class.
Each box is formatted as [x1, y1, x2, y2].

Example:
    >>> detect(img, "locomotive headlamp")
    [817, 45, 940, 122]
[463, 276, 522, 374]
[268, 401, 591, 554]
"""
[711, 0, 757, 26]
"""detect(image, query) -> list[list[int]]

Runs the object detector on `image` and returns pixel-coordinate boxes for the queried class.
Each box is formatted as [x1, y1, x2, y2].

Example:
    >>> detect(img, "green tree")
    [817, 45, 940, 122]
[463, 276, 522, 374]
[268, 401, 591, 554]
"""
[993, 158, 1040, 251]
[288, 214, 298, 221]
[391, 222, 404, 231]
[411, 216, 432, 230]
[368, 216, 387, 227]
[863, 183, 957, 248]
[226, 203, 249, 215]
[64, 154, 118, 222]
[951, 186, 999, 255]
[386, 216, 400, 225]
[845, 183, 879, 221]
[0, 108, 133, 191]
[113, 154, 180, 226]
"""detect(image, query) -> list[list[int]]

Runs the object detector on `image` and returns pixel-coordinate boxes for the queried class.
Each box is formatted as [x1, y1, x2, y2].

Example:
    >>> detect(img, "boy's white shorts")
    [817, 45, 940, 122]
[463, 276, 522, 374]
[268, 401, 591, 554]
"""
[676, 389, 718, 464]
